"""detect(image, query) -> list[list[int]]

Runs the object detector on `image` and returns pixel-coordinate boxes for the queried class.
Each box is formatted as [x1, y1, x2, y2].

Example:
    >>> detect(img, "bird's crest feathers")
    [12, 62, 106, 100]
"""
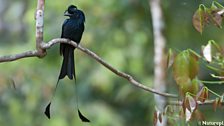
[64, 5, 85, 23]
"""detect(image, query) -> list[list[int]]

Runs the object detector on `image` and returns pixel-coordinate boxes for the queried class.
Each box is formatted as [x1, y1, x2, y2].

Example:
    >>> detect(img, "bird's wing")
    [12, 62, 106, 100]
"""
[61, 19, 69, 38]
[60, 19, 69, 55]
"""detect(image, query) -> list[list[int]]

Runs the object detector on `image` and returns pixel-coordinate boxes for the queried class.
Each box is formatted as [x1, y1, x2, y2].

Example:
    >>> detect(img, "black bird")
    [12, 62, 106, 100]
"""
[59, 5, 85, 80]
[44, 5, 90, 122]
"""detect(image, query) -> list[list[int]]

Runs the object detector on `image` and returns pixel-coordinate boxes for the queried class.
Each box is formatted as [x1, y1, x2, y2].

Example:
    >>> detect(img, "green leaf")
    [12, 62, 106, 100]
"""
[179, 78, 199, 96]
[209, 40, 222, 52]
[190, 78, 200, 95]
[173, 50, 199, 95]
[173, 50, 199, 85]
[211, 1, 224, 9]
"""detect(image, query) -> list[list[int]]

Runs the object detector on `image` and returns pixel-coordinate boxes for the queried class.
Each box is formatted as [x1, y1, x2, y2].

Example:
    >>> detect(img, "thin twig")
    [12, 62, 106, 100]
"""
[43, 38, 178, 98]
[0, 38, 178, 98]
[169, 99, 224, 105]
[0, 50, 38, 63]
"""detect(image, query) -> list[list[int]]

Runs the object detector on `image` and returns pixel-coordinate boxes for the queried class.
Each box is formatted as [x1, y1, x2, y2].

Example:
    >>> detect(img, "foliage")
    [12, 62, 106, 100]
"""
[192, 2, 224, 34]
[164, 39, 224, 124]
[172, 50, 199, 96]
[160, 1, 224, 124]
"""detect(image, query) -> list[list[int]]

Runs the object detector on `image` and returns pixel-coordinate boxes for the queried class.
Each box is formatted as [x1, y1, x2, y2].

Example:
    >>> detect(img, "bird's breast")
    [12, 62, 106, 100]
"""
[62, 20, 84, 43]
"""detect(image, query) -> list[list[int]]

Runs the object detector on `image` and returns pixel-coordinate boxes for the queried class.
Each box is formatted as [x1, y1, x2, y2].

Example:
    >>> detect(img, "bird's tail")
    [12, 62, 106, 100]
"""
[44, 44, 76, 119]
[59, 44, 76, 80]
[44, 44, 90, 122]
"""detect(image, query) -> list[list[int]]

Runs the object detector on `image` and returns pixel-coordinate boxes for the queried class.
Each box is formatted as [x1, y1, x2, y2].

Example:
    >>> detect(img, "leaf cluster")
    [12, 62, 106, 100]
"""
[192, 1, 224, 34]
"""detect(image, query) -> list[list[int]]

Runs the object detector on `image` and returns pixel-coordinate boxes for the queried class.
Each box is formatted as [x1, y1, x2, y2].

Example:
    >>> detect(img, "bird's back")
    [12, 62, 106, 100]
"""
[61, 18, 84, 43]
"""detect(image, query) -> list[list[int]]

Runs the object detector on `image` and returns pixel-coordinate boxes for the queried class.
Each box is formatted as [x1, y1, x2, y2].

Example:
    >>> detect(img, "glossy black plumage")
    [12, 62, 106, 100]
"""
[59, 5, 90, 122]
[44, 5, 90, 122]
[59, 5, 85, 80]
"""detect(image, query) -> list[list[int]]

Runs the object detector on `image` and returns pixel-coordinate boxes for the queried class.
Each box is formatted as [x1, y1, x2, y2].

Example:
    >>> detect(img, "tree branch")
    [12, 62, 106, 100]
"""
[0, 50, 38, 63]
[149, 0, 167, 125]
[43, 38, 178, 98]
[169, 99, 224, 106]
[0, 38, 178, 98]
[35, 0, 46, 57]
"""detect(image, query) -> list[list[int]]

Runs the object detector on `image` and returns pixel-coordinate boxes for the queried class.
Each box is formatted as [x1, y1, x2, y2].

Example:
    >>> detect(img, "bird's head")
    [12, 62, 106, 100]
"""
[64, 5, 85, 22]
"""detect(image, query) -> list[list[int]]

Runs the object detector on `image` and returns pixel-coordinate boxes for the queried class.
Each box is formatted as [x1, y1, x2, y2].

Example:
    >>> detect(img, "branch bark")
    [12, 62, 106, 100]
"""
[43, 39, 177, 98]
[0, 50, 38, 63]
[0, 38, 177, 98]
[35, 0, 46, 57]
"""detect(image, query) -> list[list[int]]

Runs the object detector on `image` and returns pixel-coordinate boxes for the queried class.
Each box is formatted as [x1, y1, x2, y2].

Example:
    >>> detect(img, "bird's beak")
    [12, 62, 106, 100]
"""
[64, 10, 71, 16]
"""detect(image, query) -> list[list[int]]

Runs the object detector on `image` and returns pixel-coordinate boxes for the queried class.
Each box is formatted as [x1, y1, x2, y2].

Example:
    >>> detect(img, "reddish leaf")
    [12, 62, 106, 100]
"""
[217, 97, 223, 108]
[209, 9, 223, 28]
[205, 88, 209, 101]
[193, 2, 224, 33]
[183, 94, 197, 122]
[184, 95, 197, 112]
[153, 111, 158, 126]
[196, 87, 209, 102]
[209, 1, 224, 28]
[182, 98, 186, 114]
[213, 98, 219, 111]
[192, 5, 209, 33]
[158, 113, 162, 123]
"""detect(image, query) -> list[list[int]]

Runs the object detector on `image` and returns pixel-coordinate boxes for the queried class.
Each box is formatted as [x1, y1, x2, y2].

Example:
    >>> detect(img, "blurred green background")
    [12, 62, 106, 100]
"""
[0, 0, 223, 126]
